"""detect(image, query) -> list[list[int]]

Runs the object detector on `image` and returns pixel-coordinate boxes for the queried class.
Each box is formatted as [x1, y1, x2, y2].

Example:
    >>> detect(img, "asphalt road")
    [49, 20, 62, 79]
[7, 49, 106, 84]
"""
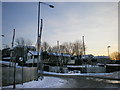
[58, 76, 120, 88]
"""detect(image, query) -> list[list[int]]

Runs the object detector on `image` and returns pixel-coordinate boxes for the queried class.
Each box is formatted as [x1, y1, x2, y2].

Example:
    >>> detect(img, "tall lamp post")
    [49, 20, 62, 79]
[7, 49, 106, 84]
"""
[37, 2, 54, 80]
[107, 46, 111, 57]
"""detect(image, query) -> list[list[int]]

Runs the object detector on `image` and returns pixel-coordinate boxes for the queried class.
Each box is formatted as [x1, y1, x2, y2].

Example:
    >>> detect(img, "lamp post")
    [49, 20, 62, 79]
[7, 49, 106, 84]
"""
[37, 2, 54, 80]
[107, 46, 111, 57]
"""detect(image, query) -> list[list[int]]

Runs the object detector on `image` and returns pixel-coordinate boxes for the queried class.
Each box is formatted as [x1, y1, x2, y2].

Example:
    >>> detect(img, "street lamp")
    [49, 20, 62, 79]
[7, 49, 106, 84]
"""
[107, 46, 111, 57]
[40, 2, 54, 8]
[37, 2, 54, 80]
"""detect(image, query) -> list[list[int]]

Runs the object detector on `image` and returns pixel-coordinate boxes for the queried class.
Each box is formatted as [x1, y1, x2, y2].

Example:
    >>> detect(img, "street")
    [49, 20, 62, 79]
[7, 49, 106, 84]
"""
[58, 76, 120, 88]
[2, 76, 120, 89]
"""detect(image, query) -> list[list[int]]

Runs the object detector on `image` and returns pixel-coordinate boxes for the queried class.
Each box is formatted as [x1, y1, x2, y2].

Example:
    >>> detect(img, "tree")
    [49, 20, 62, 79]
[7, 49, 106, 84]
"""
[61, 40, 85, 55]
[42, 41, 51, 51]
[15, 37, 33, 46]
[110, 52, 120, 60]
[15, 37, 25, 46]
[44, 40, 86, 55]
[72, 40, 83, 55]
[2, 44, 10, 49]
[50, 46, 58, 53]
[26, 39, 33, 46]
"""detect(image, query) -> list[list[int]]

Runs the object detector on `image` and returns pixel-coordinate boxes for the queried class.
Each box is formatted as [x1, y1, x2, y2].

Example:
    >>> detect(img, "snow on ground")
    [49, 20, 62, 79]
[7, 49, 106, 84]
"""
[43, 71, 120, 80]
[2, 76, 67, 88]
[43, 71, 112, 76]
[102, 71, 120, 79]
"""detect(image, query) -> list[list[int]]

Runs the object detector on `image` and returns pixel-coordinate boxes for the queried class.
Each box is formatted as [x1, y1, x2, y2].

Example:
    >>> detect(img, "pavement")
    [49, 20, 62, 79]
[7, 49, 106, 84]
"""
[2, 76, 67, 88]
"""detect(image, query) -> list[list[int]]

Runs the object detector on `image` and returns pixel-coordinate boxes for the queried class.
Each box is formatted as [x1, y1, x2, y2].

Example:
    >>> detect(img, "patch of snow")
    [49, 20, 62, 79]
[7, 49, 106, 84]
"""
[106, 64, 120, 66]
[2, 76, 67, 88]
[106, 80, 120, 84]
[2, 57, 10, 59]
[43, 71, 112, 76]
[67, 65, 99, 68]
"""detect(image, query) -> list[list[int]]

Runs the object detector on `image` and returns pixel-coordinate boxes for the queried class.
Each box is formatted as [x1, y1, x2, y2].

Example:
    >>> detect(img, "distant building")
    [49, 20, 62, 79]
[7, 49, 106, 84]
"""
[25, 51, 38, 66]
[94, 56, 111, 64]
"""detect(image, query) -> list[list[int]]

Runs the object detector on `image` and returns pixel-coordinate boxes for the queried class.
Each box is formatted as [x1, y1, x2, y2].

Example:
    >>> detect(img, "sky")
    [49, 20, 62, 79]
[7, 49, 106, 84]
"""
[2, 2, 118, 56]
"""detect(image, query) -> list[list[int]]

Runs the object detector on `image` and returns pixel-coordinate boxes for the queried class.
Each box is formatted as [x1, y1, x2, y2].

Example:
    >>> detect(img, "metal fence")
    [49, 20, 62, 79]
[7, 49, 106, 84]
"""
[2, 67, 37, 86]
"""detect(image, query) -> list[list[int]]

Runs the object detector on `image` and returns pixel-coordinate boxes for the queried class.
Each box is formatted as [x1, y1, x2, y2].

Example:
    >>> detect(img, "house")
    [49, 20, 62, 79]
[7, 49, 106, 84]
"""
[25, 51, 38, 66]
[94, 56, 111, 64]
[22, 51, 73, 67]
[46, 52, 72, 66]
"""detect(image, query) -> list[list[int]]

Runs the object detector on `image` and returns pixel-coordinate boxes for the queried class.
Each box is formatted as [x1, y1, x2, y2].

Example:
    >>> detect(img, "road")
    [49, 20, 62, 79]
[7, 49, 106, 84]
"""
[2, 76, 120, 89]
[57, 76, 120, 88]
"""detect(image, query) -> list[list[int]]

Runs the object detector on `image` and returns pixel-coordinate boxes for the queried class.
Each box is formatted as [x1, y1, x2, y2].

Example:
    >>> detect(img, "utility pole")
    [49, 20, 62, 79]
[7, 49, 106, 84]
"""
[107, 46, 111, 57]
[10, 29, 15, 67]
[82, 36, 85, 55]
[11, 29, 16, 89]
[57, 41, 60, 53]
[12, 29, 15, 48]
[1, 35, 4, 49]
[57, 41, 60, 66]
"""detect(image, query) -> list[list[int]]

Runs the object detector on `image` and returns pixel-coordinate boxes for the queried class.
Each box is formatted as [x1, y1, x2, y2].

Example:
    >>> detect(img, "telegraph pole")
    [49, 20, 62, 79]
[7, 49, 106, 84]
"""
[82, 36, 85, 55]
[107, 46, 111, 57]
[11, 29, 16, 89]
[57, 41, 60, 53]
[57, 40, 60, 66]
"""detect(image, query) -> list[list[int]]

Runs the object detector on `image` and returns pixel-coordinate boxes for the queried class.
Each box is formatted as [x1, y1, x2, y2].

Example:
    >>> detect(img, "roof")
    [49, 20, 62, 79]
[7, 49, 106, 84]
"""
[2, 57, 10, 59]
[94, 56, 110, 59]
[28, 51, 72, 57]
[28, 51, 38, 55]
[48, 52, 71, 57]
[13, 45, 36, 49]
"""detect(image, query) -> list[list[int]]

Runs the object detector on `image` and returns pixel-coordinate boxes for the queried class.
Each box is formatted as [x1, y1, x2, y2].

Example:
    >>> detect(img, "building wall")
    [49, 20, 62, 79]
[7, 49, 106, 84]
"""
[86, 66, 106, 73]
[2, 67, 37, 86]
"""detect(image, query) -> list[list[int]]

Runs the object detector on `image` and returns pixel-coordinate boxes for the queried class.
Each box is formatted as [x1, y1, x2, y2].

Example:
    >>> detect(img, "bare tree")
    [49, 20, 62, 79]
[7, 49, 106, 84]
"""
[26, 39, 33, 46]
[61, 40, 84, 55]
[62, 42, 69, 53]
[50, 46, 58, 53]
[15, 37, 25, 46]
[48, 40, 86, 55]
[72, 40, 83, 55]
[110, 52, 120, 60]
[15, 37, 33, 46]
[62, 42, 73, 54]
[42, 41, 51, 51]
[3, 44, 10, 49]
